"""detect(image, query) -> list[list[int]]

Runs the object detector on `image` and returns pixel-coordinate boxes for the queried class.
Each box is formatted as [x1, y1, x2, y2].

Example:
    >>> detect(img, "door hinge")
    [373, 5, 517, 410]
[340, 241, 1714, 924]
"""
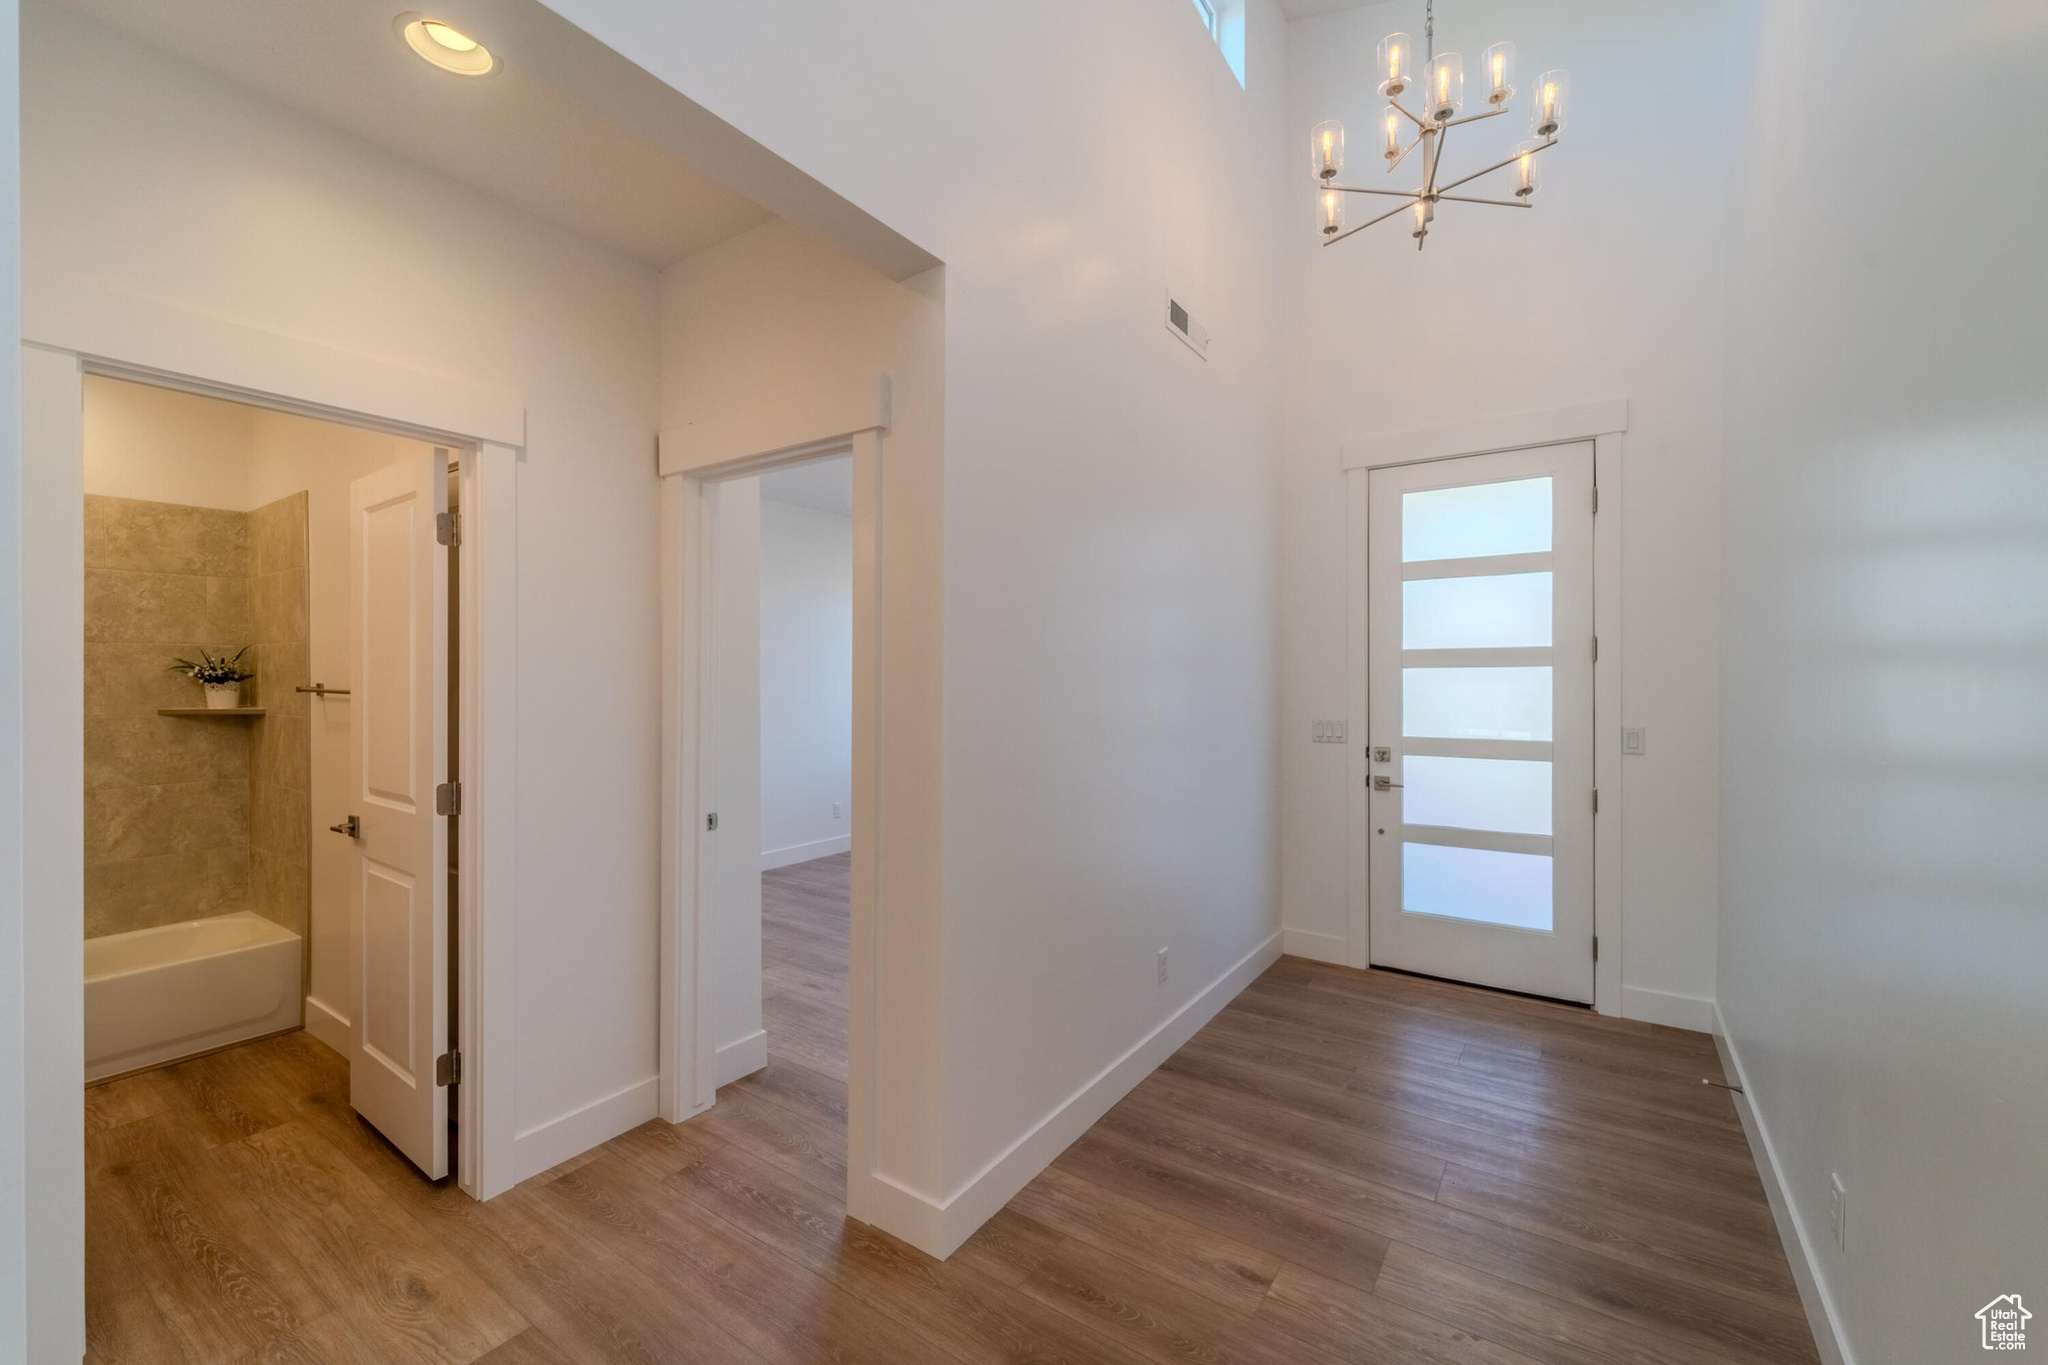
[436, 511, 461, 547]
[1592, 936, 1599, 962]
[1592, 787, 1600, 814]
[706, 811, 719, 832]
[1592, 485, 1600, 514]
[436, 781, 462, 816]
[435, 1050, 462, 1086]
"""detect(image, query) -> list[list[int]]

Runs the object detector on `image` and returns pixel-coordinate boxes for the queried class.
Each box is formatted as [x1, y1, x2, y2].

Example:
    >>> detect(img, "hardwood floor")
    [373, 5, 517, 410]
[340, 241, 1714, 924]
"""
[85, 852, 1815, 1363]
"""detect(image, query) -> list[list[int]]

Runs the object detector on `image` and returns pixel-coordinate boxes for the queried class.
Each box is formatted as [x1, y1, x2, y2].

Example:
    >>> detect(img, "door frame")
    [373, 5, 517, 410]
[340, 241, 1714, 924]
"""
[19, 276, 522, 1356]
[656, 380, 887, 1216]
[1341, 400, 1626, 1015]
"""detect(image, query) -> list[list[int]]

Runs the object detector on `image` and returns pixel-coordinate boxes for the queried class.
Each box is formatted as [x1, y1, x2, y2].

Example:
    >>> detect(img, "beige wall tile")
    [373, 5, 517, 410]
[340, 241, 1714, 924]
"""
[253, 715, 310, 792]
[86, 714, 251, 789]
[249, 847, 309, 937]
[249, 779, 308, 858]
[85, 495, 248, 576]
[85, 845, 251, 938]
[84, 780, 249, 864]
[252, 569, 308, 646]
[85, 569, 211, 644]
[204, 576, 254, 642]
[250, 492, 308, 577]
[246, 641, 309, 717]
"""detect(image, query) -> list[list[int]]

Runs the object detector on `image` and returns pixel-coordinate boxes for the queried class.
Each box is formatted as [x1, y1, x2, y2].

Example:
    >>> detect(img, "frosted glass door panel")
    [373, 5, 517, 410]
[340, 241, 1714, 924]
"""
[1403, 573, 1553, 650]
[1403, 667, 1553, 740]
[1402, 477, 1552, 562]
[1403, 843, 1554, 930]
[1404, 755, 1553, 835]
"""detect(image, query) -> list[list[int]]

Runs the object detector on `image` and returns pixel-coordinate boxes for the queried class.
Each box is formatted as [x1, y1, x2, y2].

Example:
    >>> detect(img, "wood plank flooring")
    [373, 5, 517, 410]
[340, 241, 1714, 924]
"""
[85, 852, 1816, 1363]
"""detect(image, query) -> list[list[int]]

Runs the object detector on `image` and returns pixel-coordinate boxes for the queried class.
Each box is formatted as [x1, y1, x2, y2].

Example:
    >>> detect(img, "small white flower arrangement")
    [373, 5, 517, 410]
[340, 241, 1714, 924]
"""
[171, 647, 255, 710]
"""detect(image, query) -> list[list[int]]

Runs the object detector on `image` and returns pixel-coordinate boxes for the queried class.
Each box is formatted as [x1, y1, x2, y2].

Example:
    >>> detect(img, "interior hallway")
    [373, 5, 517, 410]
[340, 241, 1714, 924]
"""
[84, 852, 1811, 1363]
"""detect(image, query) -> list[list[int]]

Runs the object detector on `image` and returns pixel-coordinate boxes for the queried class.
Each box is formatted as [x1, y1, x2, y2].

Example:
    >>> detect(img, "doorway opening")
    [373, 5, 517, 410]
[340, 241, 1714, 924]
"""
[78, 372, 468, 1177]
[703, 455, 854, 1159]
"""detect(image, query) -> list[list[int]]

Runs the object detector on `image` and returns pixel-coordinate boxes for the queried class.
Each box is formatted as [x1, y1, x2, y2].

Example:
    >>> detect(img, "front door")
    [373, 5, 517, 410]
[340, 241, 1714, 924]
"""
[347, 450, 452, 1177]
[1366, 443, 1595, 1002]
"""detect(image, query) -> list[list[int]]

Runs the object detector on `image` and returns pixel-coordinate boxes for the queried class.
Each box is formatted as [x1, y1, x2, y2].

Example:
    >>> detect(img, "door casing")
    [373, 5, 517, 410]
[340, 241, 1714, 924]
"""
[1341, 401, 1626, 1016]
[19, 280, 522, 1359]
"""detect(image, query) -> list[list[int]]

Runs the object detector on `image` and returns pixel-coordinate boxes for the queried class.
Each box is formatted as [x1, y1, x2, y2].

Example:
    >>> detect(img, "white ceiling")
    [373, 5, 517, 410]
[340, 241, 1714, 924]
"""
[761, 458, 853, 519]
[1277, 0, 1385, 18]
[48, 0, 773, 268]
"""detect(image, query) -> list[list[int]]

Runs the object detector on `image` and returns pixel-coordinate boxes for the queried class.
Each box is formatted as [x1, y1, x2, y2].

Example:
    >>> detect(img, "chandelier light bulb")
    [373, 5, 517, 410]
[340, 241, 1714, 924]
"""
[1484, 42, 1515, 106]
[1412, 199, 1432, 240]
[1378, 33, 1413, 96]
[1424, 53, 1463, 123]
[1320, 190, 1345, 237]
[1532, 69, 1571, 136]
[1515, 139, 1542, 197]
[1311, 120, 1345, 180]
[1383, 109, 1402, 161]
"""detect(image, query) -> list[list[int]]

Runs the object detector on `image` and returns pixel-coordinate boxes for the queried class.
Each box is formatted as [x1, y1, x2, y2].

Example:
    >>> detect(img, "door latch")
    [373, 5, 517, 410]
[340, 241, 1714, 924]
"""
[1372, 776, 1404, 792]
[328, 815, 360, 839]
[1371, 746, 1392, 764]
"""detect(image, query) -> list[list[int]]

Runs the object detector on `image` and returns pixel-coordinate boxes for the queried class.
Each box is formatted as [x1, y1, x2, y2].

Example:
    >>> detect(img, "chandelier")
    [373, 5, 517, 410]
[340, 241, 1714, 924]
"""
[1310, 0, 1570, 250]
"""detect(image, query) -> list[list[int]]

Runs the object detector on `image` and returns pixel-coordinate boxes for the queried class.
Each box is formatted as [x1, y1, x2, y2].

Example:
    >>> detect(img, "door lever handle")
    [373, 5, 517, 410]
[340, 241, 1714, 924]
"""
[1372, 776, 1404, 792]
[329, 815, 360, 839]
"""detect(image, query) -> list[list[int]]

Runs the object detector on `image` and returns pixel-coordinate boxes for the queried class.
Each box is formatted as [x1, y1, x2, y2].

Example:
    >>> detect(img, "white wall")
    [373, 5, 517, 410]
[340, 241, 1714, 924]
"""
[25, 1, 665, 1171]
[1279, 0, 1732, 1025]
[636, 0, 1290, 1244]
[82, 375, 258, 508]
[759, 493, 852, 867]
[0, 0, 25, 1354]
[1718, 1, 2048, 1360]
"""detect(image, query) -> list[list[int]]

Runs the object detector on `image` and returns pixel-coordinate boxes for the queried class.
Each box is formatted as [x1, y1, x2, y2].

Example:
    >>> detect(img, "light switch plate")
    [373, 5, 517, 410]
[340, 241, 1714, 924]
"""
[1313, 720, 1347, 744]
[1622, 726, 1647, 756]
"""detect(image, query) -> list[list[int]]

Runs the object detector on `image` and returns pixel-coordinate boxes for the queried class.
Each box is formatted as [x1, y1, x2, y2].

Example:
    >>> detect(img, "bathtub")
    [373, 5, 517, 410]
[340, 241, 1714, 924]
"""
[85, 911, 302, 1083]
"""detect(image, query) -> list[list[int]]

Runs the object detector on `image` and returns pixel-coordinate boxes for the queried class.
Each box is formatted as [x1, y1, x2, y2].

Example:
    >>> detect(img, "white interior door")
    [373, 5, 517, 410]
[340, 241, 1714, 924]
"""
[347, 450, 451, 1177]
[1366, 443, 1595, 1002]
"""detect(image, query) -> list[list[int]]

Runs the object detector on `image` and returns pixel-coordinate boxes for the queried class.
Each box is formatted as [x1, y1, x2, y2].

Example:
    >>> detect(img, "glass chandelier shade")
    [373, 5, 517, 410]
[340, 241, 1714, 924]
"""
[1378, 33, 1414, 96]
[1483, 42, 1515, 105]
[1423, 52, 1463, 123]
[1532, 69, 1571, 136]
[1311, 120, 1346, 180]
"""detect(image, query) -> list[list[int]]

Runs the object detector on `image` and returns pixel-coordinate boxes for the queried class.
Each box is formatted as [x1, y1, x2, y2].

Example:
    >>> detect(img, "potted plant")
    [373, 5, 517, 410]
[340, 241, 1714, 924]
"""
[171, 647, 255, 710]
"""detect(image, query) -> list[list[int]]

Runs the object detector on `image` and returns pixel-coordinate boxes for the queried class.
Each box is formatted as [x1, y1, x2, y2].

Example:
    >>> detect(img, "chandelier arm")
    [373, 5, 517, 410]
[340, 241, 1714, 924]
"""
[1432, 137, 1555, 197]
[1434, 194, 1532, 208]
[1442, 106, 1509, 130]
[1425, 124, 1447, 194]
[1387, 97, 1429, 131]
[1321, 184, 1425, 198]
[1322, 197, 1423, 246]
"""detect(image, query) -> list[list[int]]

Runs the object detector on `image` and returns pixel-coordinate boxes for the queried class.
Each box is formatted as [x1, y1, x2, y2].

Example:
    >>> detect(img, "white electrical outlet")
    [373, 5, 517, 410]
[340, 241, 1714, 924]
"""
[832, 801, 843, 819]
[1829, 1173, 1847, 1253]
[1157, 948, 1170, 984]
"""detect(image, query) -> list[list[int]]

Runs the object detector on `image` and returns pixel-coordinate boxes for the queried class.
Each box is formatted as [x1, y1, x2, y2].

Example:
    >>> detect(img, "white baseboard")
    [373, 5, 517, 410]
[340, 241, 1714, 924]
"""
[510, 1075, 659, 1185]
[1621, 984, 1716, 1033]
[1714, 1005, 1852, 1365]
[302, 993, 351, 1057]
[853, 931, 1284, 1260]
[1281, 927, 1349, 965]
[715, 1029, 768, 1087]
[761, 836, 852, 871]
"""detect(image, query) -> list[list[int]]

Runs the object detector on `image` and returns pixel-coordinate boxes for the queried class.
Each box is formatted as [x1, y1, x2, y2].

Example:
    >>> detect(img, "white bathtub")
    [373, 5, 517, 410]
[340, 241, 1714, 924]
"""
[85, 911, 302, 1083]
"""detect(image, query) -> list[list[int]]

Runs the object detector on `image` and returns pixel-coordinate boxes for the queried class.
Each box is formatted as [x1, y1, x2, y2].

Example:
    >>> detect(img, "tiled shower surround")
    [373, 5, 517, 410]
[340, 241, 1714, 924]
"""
[84, 492, 310, 940]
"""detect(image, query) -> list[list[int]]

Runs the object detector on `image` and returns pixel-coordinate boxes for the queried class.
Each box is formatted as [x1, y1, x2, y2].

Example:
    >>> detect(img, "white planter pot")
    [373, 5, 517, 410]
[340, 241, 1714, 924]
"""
[203, 682, 243, 710]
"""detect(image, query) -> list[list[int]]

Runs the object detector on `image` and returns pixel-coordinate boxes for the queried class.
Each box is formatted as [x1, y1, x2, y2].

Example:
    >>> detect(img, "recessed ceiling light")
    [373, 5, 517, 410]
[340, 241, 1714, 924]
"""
[395, 13, 500, 77]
